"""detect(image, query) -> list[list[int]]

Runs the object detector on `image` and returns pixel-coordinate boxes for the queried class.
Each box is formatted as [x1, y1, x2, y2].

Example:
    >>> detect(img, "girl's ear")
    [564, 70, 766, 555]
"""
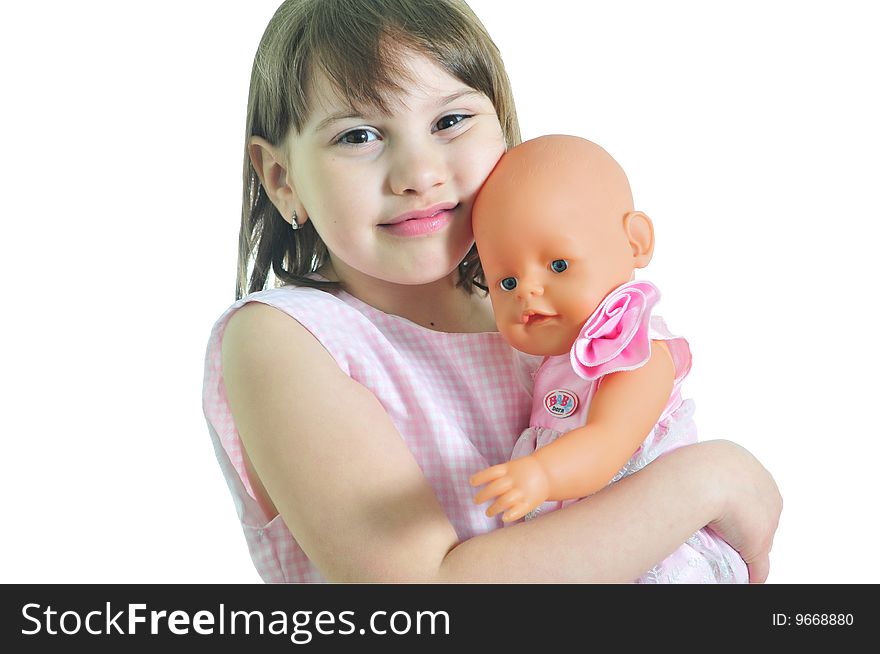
[248, 136, 305, 226]
[623, 211, 654, 269]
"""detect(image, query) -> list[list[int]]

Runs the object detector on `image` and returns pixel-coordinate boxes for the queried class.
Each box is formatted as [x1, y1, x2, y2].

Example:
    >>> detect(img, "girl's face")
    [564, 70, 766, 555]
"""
[286, 51, 506, 287]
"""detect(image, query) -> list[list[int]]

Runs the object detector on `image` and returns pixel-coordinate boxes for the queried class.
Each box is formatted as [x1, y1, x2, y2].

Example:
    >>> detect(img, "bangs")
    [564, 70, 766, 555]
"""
[305, 25, 418, 117]
[292, 0, 501, 129]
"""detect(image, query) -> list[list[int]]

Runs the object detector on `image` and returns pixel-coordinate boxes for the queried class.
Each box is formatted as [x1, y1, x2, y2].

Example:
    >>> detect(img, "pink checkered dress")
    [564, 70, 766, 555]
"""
[202, 284, 539, 582]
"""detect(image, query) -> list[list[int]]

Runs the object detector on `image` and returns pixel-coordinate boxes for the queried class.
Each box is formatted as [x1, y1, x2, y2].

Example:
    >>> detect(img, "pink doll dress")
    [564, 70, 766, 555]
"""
[511, 280, 749, 583]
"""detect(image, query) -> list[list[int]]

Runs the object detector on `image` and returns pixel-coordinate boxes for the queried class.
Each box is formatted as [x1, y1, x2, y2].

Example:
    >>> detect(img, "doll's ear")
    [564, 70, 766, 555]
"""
[623, 211, 654, 269]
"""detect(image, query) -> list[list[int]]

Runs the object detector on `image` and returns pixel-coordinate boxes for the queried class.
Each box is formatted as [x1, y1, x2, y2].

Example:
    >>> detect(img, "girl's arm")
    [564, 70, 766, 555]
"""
[472, 341, 674, 521]
[447, 439, 780, 583]
[223, 303, 779, 583]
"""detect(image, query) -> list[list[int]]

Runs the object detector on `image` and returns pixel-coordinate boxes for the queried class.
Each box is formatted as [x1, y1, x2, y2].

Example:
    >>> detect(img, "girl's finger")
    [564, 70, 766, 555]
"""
[747, 555, 770, 584]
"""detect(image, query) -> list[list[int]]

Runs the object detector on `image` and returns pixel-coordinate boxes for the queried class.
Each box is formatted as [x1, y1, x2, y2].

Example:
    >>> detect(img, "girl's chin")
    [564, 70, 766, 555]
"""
[342, 234, 473, 286]
[401, 265, 464, 286]
[394, 253, 473, 286]
[366, 260, 464, 287]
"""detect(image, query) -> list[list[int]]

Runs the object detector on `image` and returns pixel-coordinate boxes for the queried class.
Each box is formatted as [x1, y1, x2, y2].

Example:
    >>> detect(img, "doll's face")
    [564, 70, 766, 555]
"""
[477, 200, 636, 356]
[473, 136, 650, 357]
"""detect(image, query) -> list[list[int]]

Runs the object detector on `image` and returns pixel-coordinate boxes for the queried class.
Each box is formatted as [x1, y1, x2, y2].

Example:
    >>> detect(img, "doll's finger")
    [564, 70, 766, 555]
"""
[474, 477, 514, 505]
[502, 502, 532, 523]
[470, 465, 508, 487]
[486, 489, 524, 518]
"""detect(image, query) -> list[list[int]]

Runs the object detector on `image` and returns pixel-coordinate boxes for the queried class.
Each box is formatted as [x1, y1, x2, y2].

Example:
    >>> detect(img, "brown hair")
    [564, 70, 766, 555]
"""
[236, 0, 520, 299]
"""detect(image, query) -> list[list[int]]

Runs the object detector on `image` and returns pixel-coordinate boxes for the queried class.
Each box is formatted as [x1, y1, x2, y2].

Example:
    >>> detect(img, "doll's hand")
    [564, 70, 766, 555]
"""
[470, 455, 551, 522]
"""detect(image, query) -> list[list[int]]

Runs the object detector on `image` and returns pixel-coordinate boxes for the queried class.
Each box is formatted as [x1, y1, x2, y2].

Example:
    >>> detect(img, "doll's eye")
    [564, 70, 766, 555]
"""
[550, 259, 568, 273]
[499, 277, 518, 291]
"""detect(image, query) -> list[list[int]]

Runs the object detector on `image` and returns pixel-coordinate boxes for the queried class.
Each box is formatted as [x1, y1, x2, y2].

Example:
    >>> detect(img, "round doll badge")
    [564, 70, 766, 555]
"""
[543, 389, 578, 418]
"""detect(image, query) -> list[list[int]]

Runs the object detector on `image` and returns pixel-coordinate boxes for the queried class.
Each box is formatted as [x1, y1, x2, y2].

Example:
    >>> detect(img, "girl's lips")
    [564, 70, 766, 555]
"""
[379, 206, 457, 237]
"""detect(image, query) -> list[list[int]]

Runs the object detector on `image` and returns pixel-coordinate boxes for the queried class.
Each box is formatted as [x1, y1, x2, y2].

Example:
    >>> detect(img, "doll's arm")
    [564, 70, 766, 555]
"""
[472, 340, 675, 522]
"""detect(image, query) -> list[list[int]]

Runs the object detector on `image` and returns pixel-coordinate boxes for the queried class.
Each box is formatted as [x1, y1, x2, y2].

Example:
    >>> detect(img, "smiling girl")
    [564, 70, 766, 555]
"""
[202, 0, 781, 583]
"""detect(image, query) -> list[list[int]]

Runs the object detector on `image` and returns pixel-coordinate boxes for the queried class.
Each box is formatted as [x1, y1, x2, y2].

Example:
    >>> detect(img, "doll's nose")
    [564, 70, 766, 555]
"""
[516, 281, 543, 300]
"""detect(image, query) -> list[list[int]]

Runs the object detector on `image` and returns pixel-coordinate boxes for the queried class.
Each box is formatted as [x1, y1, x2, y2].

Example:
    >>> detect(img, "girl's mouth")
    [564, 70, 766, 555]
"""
[379, 203, 460, 238]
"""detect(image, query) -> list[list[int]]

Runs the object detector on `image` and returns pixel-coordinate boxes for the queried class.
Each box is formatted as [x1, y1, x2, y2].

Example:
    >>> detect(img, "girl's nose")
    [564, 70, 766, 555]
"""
[388, 142, 447, 195]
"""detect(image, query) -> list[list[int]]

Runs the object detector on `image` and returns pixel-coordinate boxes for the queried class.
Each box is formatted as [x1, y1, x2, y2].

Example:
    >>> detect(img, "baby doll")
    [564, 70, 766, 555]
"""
[469, 135, 748, 583]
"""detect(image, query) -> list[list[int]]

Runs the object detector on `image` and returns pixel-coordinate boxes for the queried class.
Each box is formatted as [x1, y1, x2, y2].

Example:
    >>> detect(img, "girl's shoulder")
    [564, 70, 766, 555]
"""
[209, 285, 375, 376]
[216, 285, 351, 328]
[206, 283, 530, 390]
[211, 285, 332, 327]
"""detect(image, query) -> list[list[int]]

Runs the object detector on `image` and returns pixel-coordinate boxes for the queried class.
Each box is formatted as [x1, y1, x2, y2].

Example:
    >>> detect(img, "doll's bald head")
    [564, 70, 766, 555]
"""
[472, 135, 656, 356]
[473, 135, 638, 243]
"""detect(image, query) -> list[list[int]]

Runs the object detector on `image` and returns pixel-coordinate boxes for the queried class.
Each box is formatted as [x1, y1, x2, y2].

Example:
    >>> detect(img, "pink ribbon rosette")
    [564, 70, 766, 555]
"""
[570, 280, 660, 381]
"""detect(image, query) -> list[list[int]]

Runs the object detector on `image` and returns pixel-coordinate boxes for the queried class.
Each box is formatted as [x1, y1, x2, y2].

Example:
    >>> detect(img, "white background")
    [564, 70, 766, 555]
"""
[2, 1, 877, 584]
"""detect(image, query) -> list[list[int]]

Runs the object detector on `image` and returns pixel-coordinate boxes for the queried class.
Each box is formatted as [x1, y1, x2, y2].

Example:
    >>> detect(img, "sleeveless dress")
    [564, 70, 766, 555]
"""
[202, 283, 539, 582]
[510, 280, 748, 583]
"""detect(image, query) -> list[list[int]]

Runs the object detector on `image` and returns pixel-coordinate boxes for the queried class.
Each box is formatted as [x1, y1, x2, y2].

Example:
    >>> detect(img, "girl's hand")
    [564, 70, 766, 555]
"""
[701, 440, 783, 583]
[470, 455, 551, 522]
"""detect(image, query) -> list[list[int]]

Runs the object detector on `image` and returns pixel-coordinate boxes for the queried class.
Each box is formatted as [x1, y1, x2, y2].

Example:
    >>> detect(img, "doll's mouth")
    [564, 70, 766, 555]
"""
[521, 311, 558, 325]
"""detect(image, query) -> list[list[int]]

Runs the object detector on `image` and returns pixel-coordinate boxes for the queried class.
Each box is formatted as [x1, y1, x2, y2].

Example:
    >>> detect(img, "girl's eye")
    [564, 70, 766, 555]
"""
[433, 114, 471, 132]
[499, 277, 518, 291]
[550, 259, 568, 273]
[337, 128, 378, 145]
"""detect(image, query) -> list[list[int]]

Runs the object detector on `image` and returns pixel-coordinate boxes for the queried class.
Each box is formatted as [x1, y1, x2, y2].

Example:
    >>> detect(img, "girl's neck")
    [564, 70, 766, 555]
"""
[317, 260, 496, 334]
